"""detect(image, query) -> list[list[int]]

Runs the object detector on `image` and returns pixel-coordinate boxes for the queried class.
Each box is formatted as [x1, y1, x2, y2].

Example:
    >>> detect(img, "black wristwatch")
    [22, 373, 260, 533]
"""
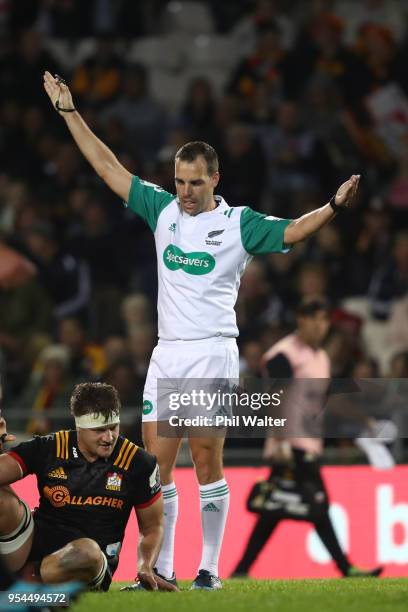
[329, 195, 342, 213]
[55, 100, 76, 113]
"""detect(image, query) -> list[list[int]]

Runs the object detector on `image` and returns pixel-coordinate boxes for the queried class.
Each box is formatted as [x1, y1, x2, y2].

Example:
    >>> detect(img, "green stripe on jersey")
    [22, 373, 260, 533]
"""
[125, 176, 174, 232]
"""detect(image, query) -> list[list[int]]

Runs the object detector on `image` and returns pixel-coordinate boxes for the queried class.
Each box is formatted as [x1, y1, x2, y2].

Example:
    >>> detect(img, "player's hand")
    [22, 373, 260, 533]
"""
[43, 71, 75, 115]
[136, 570, 179, 592]
[137, 570, 158, 591]
[0, 417, 16, 445]
[151, 574, 179, 592]
[334, 174, 360, 208]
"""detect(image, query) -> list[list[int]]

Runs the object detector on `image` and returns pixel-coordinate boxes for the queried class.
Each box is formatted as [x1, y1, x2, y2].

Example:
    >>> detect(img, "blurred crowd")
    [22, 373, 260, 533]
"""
[0, 0, 407, 442]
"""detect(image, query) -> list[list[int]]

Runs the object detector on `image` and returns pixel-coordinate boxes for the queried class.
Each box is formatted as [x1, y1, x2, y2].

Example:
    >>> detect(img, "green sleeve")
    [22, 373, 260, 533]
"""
[240, 207, 292, 255]
[125, 176, 174, 232]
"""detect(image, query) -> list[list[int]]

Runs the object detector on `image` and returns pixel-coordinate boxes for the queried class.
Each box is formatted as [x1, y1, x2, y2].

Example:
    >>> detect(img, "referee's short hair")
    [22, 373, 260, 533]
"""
[175, 141, 219, 175]
[70, 382, 121, 421]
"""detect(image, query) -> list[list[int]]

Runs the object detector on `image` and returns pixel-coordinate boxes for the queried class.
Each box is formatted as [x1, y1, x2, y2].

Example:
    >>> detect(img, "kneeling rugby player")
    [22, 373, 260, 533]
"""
[0, 382, 177, 592]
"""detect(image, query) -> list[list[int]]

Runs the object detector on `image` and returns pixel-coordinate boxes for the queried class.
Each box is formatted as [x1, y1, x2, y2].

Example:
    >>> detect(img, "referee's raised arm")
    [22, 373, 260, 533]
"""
[43, 71, 133, 202]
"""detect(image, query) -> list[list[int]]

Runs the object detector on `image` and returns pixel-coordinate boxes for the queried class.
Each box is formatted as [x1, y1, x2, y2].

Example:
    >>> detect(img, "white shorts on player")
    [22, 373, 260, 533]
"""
[142, 337, 239, 423]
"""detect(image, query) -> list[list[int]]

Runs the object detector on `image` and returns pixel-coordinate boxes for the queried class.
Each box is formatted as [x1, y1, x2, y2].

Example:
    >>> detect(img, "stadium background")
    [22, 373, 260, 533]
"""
[1, 0, 408, 578]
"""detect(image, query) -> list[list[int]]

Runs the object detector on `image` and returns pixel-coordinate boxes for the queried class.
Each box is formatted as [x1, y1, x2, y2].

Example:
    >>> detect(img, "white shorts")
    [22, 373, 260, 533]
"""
[142, 337, 239, 422]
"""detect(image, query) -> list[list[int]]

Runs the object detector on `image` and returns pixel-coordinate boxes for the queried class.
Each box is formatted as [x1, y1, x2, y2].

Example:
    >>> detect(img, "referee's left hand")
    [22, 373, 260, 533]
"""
[334, 174, 360, 208]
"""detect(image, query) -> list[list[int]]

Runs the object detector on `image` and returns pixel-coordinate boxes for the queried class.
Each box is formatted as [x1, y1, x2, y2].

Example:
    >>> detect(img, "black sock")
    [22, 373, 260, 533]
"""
[0, 557, 15, 590]
[234, 513, 280, 573]
[314, 513, 351, 575]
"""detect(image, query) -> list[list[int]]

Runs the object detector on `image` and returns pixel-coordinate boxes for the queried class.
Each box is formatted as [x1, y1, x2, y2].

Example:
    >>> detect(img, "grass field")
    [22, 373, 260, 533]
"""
[71, 579, 408, 612]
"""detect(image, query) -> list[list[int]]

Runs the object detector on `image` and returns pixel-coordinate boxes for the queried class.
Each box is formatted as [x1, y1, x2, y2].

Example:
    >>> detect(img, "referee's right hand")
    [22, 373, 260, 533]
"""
[43, 71, 75, 115]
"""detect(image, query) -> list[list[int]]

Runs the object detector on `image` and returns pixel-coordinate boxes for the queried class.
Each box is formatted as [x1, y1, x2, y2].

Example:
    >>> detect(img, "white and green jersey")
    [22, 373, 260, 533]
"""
[125, 176, 292, 341]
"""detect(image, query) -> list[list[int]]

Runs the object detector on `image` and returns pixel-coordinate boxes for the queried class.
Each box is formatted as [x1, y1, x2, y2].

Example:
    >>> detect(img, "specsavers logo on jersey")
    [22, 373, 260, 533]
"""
[142, 400, 154, 415]
[163, 244, 215, 275]
[43, 485, 124, 510]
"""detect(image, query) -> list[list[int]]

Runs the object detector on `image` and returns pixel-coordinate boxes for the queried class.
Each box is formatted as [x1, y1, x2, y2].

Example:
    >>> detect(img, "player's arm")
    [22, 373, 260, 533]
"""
[129, 454, 178, 592]
[135, 496, 163, 583]
[135, 497, 178, 591]
[283, 175, 360, 245]
[43, 71, 132, 201]
[0, 419, 50, 485]
[0, 418, 22, 485]
[0, 454, 22, 486]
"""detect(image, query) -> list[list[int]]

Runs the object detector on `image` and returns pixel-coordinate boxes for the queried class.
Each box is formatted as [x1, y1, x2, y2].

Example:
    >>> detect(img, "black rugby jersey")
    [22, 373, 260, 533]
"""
[8, 431, 161, 560]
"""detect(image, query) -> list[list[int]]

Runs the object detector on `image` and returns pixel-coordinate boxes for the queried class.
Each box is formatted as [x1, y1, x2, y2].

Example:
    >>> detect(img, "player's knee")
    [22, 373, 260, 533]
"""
[191, 450, 222, 483]
[156, 458, 174, 483]
[0, 487, 22, 529]
[0, 489, 10, 517]
[71, 538, 102, 571]
[41, 537, 102, 582]
[0, 487, 15, 511]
